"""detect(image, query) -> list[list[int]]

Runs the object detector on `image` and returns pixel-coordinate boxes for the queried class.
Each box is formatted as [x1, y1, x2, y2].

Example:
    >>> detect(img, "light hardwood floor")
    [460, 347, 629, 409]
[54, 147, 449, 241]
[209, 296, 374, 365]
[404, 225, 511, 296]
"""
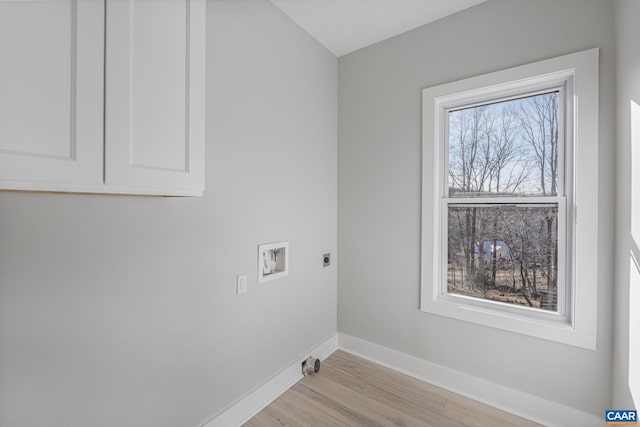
[244, 350, 542, 427]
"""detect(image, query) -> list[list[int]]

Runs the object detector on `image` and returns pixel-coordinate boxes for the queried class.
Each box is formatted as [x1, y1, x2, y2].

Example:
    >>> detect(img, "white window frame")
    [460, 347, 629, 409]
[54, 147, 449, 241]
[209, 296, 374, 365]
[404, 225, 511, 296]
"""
[421, 48, 599, 350]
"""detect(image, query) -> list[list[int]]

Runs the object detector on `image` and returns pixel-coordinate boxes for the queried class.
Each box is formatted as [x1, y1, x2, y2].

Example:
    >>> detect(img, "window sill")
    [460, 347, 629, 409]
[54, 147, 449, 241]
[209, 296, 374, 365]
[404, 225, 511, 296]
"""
[420, 292, 595, 350]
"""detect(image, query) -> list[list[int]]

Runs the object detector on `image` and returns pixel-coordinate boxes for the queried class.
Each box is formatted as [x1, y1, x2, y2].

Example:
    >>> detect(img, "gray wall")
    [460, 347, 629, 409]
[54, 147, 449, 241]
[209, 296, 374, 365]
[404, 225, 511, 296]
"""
[0, 1, 337, 426]
[338, 0, 615, 415]
[613, 0, 640, 410]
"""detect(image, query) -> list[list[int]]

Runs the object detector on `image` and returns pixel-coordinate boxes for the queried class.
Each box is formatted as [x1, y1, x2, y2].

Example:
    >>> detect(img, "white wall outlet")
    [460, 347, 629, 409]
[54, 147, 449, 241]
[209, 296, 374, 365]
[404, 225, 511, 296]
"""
[236, 275, 248, 295]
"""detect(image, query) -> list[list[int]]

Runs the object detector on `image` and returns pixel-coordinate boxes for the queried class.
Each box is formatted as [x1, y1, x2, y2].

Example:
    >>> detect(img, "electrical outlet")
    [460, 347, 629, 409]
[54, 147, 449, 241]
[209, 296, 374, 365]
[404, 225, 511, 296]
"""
[323, 253, 330, 267]
[236, 275, 248, 295]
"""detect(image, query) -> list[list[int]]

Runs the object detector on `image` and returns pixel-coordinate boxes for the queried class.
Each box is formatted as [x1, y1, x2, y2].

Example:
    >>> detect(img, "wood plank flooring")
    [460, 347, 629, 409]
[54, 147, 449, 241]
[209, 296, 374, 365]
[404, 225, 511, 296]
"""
[244, 350, 542, 427]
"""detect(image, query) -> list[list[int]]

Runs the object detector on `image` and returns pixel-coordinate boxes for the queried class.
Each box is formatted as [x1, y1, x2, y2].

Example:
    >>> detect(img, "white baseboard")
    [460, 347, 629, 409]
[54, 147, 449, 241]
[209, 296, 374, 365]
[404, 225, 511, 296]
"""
[200, 334, 338, 427]
[338, 333, 601, 427]
[200, 332, 601, 427]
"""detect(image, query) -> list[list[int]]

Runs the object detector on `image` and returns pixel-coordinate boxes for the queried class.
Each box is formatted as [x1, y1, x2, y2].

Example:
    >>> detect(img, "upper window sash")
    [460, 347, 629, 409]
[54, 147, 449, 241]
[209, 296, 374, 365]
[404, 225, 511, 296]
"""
[443, 86, 569, 200]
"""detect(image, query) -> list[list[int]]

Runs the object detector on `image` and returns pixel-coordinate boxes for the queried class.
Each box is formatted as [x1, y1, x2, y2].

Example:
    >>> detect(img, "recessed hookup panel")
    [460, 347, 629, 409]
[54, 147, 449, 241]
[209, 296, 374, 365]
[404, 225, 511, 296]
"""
[258, 241, 289, 283]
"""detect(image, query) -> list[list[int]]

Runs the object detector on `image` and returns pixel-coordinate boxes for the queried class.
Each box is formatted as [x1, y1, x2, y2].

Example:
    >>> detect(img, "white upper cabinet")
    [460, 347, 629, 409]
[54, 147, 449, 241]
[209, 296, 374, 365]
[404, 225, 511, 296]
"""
[0, 0, 104, 188]
[0, 0, 205, 196]
[105, 0, 205, 194]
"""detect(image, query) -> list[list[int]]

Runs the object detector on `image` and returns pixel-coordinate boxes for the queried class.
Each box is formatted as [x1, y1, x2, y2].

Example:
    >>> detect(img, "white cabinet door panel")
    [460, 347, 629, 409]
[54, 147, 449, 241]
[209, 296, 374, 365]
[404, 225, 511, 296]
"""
[105, 0, 205, 193]
[0, 0, 104, 187]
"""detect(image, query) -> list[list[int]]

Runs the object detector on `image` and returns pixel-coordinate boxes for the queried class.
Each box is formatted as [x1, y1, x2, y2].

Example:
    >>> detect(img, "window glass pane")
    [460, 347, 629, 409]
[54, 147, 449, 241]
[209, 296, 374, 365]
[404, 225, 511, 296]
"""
[448, 92, 560, 197]
[447, 205, 558, 312]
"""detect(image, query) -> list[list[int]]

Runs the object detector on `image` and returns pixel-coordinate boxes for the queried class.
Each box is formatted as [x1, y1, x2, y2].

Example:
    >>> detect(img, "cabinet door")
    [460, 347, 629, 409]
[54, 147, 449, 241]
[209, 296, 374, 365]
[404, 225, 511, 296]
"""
[105, 0, 205, 195]
[0, 0, 104, 190]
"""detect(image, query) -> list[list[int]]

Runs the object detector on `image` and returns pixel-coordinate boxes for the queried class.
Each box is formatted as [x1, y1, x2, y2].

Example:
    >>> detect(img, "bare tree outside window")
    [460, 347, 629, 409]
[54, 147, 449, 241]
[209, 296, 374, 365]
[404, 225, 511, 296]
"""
[446, 92, 560, 311]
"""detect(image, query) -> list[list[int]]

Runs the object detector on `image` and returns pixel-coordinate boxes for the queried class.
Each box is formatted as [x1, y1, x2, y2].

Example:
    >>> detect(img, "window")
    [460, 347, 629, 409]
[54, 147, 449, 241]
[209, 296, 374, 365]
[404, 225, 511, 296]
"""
[446, 91, 567, 318]
[421, 49, 599, 349]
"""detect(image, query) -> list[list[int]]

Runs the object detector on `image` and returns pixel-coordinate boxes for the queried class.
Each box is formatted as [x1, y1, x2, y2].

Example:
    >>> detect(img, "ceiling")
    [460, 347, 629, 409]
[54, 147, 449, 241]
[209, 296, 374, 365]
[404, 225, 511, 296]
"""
[270, 0, 487, 57]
